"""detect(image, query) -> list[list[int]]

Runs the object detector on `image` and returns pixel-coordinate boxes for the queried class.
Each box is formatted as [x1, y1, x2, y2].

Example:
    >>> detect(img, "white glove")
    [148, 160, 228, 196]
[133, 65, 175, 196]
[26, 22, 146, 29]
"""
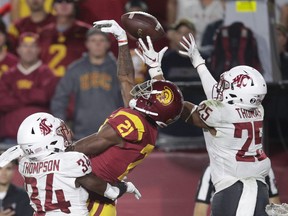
[0, 145, 24, 167]
[135, 36, 168, 78]
[93, 20, 127, 46]
[104, 181, 141, 201]
[125, 182, 142, 200]
[179, 33, 205, 68]
[266, 203, 288, 216]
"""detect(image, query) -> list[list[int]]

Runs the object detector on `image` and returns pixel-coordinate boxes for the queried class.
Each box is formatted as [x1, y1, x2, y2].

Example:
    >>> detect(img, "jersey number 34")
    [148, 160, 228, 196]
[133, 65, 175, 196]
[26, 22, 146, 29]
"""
[25, 173, 71, 213]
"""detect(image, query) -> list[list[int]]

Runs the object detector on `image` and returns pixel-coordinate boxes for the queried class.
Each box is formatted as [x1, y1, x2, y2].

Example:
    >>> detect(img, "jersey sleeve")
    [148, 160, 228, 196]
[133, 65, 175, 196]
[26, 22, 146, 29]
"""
[198, 99, 222, 127]
[107, 109, 145, 142]
[62, 152, 92, 178]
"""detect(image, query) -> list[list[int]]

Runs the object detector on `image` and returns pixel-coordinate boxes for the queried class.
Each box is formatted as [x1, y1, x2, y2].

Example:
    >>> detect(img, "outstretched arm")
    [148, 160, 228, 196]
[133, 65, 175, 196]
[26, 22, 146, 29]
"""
[135, 36, 167, 81]
[117, 44, 135, 107]
[67, 123, 123, 156]
[93, 20, 135, 107]
[179, 33, 217, 99]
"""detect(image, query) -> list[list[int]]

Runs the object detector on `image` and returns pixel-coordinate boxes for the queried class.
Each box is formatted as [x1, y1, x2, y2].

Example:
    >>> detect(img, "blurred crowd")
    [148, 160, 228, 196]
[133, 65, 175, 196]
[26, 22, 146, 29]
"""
[0, 0, 288, 145]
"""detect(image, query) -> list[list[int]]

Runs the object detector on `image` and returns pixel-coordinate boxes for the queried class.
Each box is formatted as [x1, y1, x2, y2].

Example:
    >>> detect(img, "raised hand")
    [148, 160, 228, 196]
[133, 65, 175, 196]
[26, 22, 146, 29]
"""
[93, 20, 127, 46]
[135, 36, 168, 78]
[179, 33, 205, 68]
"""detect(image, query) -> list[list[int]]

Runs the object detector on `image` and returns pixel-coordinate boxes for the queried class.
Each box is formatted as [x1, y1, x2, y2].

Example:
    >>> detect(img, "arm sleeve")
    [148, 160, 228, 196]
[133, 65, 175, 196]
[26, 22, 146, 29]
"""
[197, 64, 217, 100]
[107, 110, 145, 142]
[50, 68, 75, 120]
[198, 100, 222, 127]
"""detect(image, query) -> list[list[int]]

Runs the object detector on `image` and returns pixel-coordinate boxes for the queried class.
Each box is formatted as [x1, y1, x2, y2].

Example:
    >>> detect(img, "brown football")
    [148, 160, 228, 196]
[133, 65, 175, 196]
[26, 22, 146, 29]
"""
[121, 11, 165, 41]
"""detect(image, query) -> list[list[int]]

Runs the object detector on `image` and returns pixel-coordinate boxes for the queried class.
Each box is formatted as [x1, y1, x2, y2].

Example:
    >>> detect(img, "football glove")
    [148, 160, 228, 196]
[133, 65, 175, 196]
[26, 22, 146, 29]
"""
[93, 20, 127, 46]
[0, 145, 24, 167]
[104, 181, 141, 201]
[135, 36, 168, 78]
[266, 203, 288, 216]
[179, 33, 205, 68]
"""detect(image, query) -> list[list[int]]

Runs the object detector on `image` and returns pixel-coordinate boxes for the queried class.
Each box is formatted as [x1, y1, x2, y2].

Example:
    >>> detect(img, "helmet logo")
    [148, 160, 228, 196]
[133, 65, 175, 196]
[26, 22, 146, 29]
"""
[39, 118, 52, 136]
[232, 74, 252, 88]
[156, 86, 174, 106]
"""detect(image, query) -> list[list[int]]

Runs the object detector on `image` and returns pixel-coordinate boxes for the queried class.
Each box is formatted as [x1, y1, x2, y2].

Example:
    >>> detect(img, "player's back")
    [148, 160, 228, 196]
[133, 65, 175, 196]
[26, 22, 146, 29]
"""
[89, 107, 158, 184]
[198, 100, 271, 188]
[19, 152, 91, 216]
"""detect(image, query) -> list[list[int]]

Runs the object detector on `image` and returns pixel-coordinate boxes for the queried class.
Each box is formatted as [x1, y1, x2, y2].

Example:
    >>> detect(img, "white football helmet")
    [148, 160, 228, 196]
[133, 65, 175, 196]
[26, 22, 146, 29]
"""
[213, 65, 267, 110]
[17, 112, 73, 160]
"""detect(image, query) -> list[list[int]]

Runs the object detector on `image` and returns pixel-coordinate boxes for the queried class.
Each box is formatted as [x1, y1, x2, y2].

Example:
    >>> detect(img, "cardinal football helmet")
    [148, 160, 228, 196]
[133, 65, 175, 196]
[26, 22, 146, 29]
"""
[129, 80, 184, 127]
[213, 65, 267, 110]
[17, 112, 73, 160]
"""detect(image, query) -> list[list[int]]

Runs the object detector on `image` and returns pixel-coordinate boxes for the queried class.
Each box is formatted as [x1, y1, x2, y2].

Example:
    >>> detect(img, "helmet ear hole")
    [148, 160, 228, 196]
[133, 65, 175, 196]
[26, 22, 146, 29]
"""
[50, 141, 57, 145]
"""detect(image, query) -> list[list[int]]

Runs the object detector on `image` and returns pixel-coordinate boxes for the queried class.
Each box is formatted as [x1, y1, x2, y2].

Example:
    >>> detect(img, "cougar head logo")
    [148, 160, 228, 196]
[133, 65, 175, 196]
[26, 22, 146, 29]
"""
[232, 73, 253, 88]
[39, 118, 53, 136]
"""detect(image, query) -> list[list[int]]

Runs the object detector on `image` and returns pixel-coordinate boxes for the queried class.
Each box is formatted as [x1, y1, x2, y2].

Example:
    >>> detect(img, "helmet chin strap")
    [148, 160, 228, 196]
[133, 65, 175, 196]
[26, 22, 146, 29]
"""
[129, 98, 158, 116]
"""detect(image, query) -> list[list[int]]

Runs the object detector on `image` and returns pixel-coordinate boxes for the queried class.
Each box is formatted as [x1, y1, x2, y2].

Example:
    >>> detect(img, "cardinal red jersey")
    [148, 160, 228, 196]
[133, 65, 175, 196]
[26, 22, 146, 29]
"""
[0, 63, 57, 139]
[0, 52, 18, 78]
[39, 20, 91, 77]
[9, 14, 56, 38]
[90, 107, 158, 183]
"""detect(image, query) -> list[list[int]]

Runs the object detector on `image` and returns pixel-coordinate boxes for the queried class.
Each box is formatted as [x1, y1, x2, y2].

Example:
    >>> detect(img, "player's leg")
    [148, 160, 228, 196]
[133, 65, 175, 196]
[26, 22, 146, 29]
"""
[88, 201, 116, 216]
[211, 181, 243, 216]
[254, 180, 269, 216]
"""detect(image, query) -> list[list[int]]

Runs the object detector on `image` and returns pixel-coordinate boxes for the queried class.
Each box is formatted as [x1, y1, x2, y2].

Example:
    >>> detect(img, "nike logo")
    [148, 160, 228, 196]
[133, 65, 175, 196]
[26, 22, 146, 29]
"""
[11, 147, 18, 152]
[144, 54, 156, 62]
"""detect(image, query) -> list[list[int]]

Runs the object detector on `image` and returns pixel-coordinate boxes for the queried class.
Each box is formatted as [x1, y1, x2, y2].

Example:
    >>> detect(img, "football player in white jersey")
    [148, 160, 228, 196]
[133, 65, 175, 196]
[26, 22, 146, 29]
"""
[135, 35, 271, 216]
[194, 165, 280, 216]
[0, 112, 141, 216]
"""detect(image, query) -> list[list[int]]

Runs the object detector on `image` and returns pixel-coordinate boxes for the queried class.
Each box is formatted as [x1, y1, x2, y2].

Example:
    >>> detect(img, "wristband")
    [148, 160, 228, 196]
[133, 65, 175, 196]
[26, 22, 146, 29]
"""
[104, 183, 120, 200]
[118, 33, 128, 46]
[115, 182, 127, 198]
[118, 39, 128, 46]
[148, 67, 163, 78]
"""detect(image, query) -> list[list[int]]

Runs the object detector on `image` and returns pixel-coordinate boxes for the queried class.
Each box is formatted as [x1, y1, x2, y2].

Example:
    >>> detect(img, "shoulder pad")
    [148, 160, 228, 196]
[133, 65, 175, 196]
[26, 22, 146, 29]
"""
[62, 152, 92, 178]
[107, 109, 145, 142]
[198, 100, 223, 127]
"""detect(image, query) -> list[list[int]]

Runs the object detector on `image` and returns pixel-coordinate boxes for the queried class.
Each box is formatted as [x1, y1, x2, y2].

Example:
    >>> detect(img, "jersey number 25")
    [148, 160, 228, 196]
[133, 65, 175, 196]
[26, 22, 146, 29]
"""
[234, 121, 267, 162]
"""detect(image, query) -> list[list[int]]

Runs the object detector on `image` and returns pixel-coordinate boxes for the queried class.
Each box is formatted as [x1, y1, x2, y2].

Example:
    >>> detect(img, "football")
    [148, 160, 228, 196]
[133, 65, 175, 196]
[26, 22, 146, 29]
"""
[121, 11, 165, 41]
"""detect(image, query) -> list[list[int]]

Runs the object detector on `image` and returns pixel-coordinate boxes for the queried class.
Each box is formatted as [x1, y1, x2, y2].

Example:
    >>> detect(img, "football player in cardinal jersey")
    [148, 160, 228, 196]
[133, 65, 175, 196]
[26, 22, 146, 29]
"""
[135, 34, 271, 216]
[0, 112, 141, 216]
[64, 20, 184, 216]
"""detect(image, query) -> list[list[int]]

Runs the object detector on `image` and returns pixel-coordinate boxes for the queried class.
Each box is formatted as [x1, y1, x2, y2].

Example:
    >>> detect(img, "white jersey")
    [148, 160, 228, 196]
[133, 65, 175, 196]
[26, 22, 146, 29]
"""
[198, 99, 271, 192]
[19, 152, 92, 216]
